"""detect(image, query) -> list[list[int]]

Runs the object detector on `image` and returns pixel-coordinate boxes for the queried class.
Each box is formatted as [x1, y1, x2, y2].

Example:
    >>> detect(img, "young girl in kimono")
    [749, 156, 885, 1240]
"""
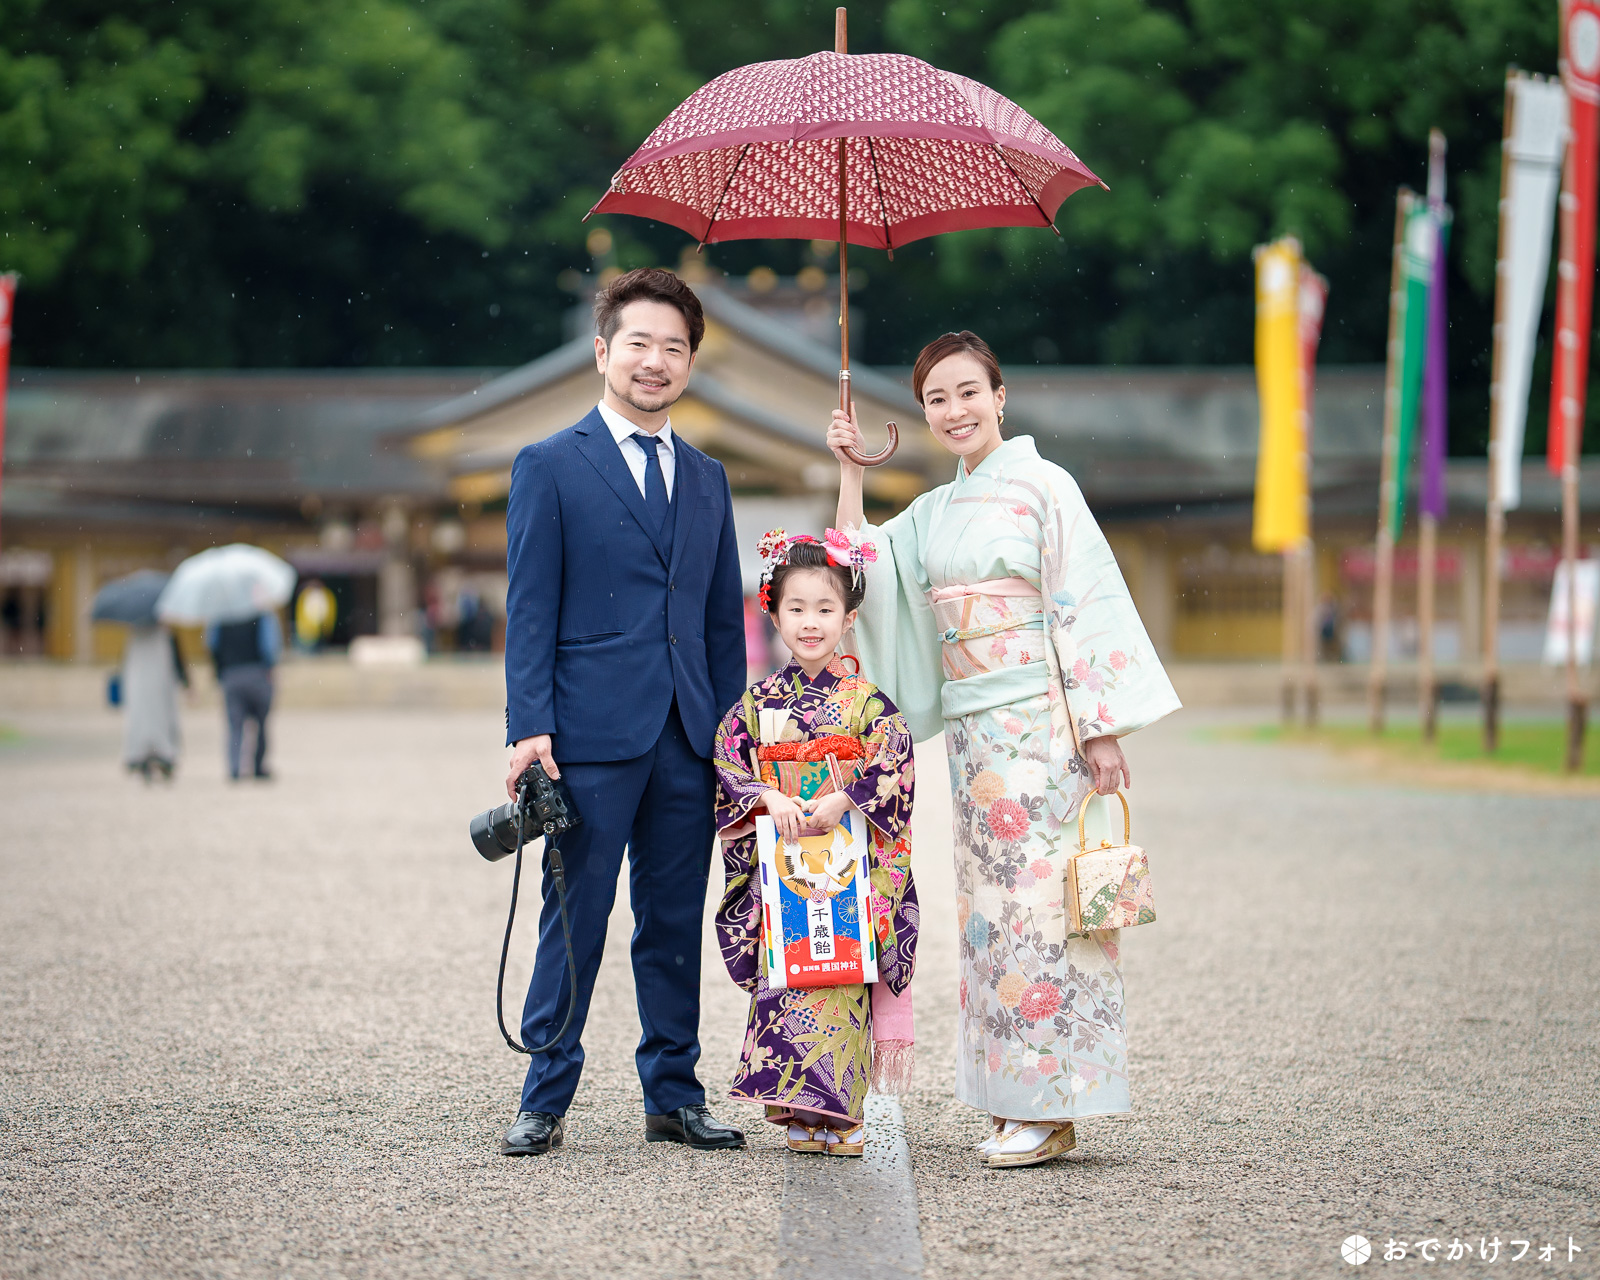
[712, 531, 918, 1156]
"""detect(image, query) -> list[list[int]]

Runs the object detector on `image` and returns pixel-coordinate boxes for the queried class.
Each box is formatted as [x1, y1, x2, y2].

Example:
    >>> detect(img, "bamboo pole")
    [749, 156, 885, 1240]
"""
[1483, 73, 1518, 753]
[1418, 513, 1439, 738]
[1561, 461, 1587, 769]
[1302, 541, 1320, 726]
[1280, 548, 1296, 723]
[1370, 189, 1413, 735]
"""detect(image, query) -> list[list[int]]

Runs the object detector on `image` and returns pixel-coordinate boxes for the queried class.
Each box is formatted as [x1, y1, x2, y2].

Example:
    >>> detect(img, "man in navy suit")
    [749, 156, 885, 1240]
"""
[499, 269, 748, 1156]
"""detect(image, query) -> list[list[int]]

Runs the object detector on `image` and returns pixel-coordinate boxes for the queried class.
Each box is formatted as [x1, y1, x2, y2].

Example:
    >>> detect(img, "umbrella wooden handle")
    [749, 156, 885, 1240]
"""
[841, 422, 899, 467]
[837, 370, 900, 465]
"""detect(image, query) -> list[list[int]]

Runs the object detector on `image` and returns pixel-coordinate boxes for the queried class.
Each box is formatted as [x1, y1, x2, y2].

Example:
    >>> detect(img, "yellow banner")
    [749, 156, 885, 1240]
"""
[1252, 237, 1309, 551]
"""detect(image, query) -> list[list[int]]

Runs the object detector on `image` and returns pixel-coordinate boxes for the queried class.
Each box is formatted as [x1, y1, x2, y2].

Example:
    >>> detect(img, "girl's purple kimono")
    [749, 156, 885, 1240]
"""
[713, 657, 918, 1125]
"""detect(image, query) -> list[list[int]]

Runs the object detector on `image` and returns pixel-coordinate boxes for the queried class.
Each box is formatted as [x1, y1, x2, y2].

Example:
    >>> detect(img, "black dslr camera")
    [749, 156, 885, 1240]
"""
[470, 766, 583, 862]
[473, 765, 584, 1056]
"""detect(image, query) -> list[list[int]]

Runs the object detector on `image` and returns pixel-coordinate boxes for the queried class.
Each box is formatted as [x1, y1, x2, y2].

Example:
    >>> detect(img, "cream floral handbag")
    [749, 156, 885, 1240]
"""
[1066, 788, 1156, 933]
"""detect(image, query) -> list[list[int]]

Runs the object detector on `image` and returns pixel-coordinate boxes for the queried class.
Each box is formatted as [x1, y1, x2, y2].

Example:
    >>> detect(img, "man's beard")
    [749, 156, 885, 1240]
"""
[609, 368, 682, 414]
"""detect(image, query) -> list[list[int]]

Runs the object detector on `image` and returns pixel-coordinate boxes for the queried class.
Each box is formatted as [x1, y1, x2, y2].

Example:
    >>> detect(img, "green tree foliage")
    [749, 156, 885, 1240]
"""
[0, 0, 1579, 453]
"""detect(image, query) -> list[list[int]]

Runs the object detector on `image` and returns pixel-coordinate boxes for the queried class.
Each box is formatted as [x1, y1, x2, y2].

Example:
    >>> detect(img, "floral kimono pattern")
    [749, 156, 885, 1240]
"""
[852, 434, 1180, 1122]
[713, 658, 917, 1125]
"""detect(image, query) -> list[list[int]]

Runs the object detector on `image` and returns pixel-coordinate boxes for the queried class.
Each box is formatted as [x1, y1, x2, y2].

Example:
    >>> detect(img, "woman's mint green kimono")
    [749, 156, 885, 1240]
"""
[852, 434, 1179, 1122]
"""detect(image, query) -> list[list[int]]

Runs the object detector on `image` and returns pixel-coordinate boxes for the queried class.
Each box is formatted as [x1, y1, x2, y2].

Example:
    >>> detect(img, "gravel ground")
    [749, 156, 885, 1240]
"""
[1, 705, 1596, 1280]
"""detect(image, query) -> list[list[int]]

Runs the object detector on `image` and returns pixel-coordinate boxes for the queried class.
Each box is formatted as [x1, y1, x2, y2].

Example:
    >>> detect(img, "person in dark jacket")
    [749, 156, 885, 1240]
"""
[206, 612, 281, 780]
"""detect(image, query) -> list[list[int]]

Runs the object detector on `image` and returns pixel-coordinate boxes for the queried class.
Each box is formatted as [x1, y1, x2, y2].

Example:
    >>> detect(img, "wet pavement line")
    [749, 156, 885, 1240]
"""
[777, 1094, 924, 1279]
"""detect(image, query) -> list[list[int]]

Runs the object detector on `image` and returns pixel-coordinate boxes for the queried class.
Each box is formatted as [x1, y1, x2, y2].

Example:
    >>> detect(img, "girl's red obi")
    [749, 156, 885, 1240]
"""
[756, 734, 865, 763]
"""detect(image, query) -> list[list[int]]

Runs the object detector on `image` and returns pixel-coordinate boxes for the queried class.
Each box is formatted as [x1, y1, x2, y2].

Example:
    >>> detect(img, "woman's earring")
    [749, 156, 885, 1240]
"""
[998, 410, 1005, 425]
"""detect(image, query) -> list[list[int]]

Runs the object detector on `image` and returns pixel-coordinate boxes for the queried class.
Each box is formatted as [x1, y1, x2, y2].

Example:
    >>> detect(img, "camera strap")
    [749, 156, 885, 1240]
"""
[494, 780, 579, 1055]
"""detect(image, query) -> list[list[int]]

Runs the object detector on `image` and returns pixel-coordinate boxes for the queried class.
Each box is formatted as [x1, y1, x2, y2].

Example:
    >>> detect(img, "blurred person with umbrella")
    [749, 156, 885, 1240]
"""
[93, 569, 188, 782]
[157, 545, 296, 781]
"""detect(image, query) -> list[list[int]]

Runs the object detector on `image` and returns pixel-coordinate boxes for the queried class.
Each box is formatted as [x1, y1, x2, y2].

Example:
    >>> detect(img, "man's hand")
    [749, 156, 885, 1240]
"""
[800, 790, 852, 834]
[764, 790, 806, 843]
[1081, 734, 1131, 796]
[507, 734, 558, 799]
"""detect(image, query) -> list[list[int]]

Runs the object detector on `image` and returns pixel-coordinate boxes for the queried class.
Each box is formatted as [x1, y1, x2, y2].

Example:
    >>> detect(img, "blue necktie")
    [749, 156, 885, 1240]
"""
[631, 432, 669, 532]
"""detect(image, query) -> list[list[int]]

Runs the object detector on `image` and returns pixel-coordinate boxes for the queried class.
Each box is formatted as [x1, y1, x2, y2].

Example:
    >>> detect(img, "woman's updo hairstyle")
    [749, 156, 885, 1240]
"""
[911, 330, 1004, 405]
[765, 538, 865, 616]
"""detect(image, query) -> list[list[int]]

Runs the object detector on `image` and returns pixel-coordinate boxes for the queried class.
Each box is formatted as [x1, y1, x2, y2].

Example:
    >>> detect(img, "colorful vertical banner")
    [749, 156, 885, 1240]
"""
[1420, 214, 1453, 521]
[1550, 0, 1600, 474]
[0, 274, 15, 549]
[1253, 237, 1309, 552]
[1391, 202, 1441, 538]
[1493, 74, 1567, 509]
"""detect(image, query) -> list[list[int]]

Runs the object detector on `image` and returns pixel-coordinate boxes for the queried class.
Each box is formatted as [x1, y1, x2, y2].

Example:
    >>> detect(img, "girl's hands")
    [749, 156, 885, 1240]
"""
[827, 404, 866, 469]
[764, 789, 806, 842]
[800, 790, 852, 833]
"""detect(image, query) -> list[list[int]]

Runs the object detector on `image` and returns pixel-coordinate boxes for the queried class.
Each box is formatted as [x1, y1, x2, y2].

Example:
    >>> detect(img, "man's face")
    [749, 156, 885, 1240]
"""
[595, 299, 695, 415]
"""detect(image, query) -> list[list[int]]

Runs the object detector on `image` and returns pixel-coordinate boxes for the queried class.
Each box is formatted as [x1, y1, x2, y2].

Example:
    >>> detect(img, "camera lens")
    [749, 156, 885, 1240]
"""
[469, 801, 522, 862]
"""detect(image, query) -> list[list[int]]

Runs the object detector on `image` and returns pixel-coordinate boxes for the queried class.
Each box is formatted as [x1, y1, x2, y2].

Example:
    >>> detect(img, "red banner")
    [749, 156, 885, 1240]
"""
[1550, 0, 1600, 472]
[0, 274, 14, 550]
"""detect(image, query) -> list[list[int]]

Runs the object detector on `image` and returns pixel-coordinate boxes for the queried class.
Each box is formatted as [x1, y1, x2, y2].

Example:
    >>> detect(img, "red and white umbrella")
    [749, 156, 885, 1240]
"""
[588, 9, 1103, 464]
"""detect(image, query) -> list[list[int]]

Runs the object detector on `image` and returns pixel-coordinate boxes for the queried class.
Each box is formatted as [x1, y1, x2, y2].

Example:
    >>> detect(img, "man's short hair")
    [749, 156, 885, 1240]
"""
[593, 268, 706, 354]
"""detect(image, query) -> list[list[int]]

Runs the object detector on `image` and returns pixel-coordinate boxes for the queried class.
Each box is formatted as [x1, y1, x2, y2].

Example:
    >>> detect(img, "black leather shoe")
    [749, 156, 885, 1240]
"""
[501, 1110, 564, 1156]
[645, 1104, 746, 1150]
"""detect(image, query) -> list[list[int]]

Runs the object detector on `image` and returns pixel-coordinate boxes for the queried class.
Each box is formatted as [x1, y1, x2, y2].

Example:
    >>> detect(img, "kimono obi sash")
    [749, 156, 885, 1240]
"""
[756, 735, 867, 801]
[927, 578, 1053, 722]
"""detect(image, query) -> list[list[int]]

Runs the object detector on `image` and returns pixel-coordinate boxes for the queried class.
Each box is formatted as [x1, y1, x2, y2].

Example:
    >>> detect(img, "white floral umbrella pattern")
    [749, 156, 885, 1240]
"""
[155, 544, 297, 626]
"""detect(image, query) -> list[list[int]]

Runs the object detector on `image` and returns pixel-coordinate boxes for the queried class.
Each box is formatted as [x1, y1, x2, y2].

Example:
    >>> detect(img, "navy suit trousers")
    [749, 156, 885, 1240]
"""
[518, 701, 715, 1116]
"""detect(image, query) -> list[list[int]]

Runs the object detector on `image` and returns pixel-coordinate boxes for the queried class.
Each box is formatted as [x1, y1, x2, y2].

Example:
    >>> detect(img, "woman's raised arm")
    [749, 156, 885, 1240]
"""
[828, 403, 866, 531]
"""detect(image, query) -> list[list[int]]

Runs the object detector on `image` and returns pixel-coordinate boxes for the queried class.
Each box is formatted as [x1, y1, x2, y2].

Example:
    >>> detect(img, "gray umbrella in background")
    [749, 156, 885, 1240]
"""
[156, 544, 297, 625]
[91, 570, 171, 626]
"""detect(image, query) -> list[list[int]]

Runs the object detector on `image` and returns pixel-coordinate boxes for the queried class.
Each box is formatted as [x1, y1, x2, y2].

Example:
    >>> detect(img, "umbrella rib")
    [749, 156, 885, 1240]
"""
[992, 144, 1061, 237]
[865, 136, 894, 260]
[699, 143, 753, 249]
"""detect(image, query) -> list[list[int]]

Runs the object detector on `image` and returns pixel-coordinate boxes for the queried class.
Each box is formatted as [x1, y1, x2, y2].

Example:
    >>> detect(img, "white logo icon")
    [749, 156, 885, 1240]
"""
[1342, 1236, 1372, 1266]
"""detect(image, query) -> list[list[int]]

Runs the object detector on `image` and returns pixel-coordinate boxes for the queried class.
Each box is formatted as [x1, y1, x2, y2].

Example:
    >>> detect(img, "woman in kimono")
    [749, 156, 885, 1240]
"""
[827, 330, 1180, 1169]
[713, 534, 918, 1155]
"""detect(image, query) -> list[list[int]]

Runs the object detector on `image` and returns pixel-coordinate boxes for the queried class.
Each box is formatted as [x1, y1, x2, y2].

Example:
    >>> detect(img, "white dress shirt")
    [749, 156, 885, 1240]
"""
[597, 400, 676, 500]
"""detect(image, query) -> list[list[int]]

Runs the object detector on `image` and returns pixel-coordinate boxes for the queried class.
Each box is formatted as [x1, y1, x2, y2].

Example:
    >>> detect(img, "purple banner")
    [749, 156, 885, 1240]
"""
[1420, 217, 1450, 520]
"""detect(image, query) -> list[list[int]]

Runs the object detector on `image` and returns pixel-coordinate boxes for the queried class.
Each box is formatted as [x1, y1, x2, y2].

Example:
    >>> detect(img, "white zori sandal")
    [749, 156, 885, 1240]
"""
[983, 1119, 1077, 1168]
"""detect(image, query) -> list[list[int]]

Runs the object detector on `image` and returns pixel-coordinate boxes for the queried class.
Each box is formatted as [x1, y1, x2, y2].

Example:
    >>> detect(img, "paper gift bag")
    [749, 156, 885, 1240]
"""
[756, 811, 879, 989]
[1066, 789, 1156, 933]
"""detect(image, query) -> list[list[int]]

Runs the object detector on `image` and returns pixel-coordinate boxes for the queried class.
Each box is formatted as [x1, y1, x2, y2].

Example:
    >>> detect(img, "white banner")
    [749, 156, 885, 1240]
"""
[1493, 73, 1568, 510]
[1544, 559, 1599, 665]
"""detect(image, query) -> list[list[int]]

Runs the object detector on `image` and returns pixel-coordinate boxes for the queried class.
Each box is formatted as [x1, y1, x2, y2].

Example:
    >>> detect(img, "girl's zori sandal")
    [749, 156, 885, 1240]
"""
[824, 1124, 866, 1157]
[786, 1123, 829, 1154]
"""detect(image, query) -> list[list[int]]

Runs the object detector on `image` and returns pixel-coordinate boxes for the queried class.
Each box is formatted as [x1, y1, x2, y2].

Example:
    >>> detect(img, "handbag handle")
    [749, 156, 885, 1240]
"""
[1075, 787, 1131, 853]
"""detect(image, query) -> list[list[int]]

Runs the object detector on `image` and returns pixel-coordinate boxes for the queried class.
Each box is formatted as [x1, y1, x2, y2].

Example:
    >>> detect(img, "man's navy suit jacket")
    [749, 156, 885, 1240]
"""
[503, 406, 746, 762]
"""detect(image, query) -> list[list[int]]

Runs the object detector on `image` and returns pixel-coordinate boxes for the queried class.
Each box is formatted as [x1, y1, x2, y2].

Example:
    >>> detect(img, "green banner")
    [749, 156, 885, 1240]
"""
[1391, 203, 1438, 539]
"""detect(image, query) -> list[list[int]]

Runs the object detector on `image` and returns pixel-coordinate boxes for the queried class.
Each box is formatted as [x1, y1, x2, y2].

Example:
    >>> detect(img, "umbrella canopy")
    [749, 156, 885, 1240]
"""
[588, 50, 1102, 251]
[91, 570, 171, 626]
[156, 544, 297, 626]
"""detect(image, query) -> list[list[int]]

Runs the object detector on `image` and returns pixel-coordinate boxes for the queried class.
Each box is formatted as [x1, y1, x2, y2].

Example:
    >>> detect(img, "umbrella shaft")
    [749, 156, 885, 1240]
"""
[837, 6, 850, 398]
